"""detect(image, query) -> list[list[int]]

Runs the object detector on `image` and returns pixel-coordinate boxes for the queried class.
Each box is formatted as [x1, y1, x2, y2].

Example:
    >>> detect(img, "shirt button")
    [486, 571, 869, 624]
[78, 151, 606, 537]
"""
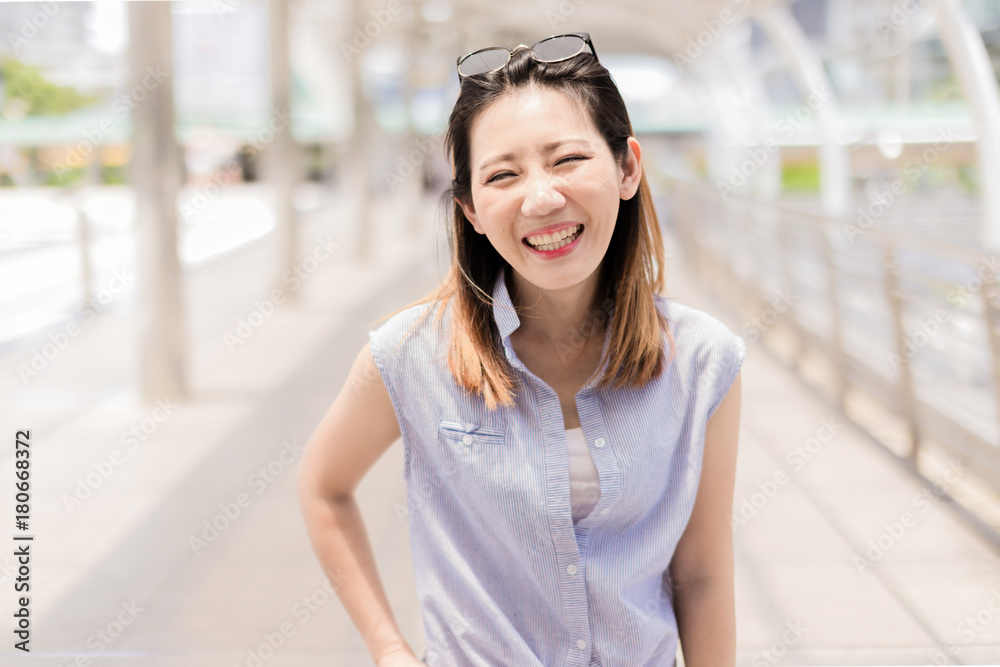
[600, 507, 610, 515]
[594, 438, 606, 448]
[462, 434, 473, 445]
[566, 563, 577, 575]
[576, 639, 586, 650]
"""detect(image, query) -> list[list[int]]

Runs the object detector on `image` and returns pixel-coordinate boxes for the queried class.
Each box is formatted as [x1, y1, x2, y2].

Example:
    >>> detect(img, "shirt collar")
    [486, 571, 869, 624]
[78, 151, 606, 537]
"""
[491, 269, 521, 341]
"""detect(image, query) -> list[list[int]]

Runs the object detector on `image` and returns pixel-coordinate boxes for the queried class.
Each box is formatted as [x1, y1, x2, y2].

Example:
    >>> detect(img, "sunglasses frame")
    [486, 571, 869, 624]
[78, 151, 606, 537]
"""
[456, 32, 598, 82]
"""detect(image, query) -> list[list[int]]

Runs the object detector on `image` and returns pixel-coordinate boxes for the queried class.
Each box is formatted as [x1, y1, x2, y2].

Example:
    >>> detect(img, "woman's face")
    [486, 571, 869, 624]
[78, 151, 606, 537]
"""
[457, 85, 642, 293]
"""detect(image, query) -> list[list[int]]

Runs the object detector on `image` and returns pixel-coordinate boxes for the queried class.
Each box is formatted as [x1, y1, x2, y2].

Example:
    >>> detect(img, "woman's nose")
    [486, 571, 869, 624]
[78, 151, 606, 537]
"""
[521, 174, 565, 217]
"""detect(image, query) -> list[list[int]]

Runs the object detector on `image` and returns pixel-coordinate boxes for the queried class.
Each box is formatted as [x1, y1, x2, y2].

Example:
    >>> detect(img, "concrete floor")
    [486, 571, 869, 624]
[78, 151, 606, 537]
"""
[0, 184, 999, 666]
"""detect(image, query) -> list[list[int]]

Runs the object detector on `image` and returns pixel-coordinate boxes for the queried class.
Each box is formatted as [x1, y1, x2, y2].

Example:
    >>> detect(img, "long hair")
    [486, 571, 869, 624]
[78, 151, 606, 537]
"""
[370, 46, 675, 410]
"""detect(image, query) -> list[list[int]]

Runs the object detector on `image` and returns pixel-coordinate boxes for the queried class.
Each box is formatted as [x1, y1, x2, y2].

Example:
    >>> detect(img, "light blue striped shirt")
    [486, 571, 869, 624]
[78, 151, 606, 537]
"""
[369, 269, 746, 667]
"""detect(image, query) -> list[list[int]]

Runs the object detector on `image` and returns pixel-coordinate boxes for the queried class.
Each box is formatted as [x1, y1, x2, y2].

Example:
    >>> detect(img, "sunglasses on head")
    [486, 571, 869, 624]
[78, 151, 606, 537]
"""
[456, 32, 598, 82]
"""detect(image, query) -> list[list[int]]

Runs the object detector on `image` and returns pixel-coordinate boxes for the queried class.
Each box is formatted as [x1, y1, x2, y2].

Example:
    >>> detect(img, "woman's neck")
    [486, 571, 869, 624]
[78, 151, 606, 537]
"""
[507, 267, 606, 349]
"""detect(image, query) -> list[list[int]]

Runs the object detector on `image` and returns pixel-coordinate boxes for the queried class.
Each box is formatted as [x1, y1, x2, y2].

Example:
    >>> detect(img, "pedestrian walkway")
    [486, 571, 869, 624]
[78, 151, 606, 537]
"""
[663, 234, 1000, 666]
[0, 183, 442, 665]
[0, 186, 998, 665]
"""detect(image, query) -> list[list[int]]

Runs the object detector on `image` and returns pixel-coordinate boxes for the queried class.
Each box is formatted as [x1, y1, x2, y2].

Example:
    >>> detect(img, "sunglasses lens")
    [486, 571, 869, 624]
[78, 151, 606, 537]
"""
[458, 48, 511, 78]
[532, 35, 586, 61]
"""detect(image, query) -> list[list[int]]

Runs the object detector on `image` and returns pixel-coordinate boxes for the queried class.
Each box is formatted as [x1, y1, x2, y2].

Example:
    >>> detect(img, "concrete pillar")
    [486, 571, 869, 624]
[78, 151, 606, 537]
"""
[348, 0, 379, 262]
[265, 0, 299, 301]
[128, 1, 187, 402]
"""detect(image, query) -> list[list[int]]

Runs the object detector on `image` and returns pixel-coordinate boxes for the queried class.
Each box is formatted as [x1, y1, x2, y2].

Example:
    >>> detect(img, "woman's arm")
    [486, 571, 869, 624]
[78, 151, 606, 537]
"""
[297, 341, 423, 666]
[668, 370, 742, 667]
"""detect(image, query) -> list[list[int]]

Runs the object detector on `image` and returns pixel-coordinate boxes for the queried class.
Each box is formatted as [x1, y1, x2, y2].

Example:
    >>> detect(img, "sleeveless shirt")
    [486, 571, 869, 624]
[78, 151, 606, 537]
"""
[368, 268, 746, 666]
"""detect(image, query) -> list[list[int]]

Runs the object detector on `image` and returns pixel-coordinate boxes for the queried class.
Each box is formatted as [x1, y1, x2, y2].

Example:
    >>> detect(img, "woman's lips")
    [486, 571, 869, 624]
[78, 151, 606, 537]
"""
[522, 224, 584, 250]
[522, 224, 584, 257]
[521, 222, 582, 243]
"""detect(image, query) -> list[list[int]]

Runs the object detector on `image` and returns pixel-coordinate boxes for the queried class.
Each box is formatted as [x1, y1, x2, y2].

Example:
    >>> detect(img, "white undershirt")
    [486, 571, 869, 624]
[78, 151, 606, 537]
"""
[565, 427, 601, 523]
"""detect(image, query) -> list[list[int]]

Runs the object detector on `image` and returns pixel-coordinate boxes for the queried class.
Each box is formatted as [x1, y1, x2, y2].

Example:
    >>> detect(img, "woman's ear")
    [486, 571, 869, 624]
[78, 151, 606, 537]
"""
[618, 137, 643, 200]
[456, 196, 485, 234]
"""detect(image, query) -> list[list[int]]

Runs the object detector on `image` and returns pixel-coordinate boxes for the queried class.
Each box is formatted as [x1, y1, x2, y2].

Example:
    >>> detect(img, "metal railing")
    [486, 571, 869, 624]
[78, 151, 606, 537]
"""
[653, 173, 1000, 507]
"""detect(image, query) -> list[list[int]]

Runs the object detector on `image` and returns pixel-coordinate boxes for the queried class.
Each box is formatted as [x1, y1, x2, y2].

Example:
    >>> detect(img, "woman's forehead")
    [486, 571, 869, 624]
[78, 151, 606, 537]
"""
[482, 85, 585, 121]
[469, 86, 596, 152]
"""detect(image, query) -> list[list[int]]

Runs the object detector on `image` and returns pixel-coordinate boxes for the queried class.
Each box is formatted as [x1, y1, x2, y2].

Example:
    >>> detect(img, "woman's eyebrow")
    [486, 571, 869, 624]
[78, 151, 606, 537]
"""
[477, 138, 591, 173]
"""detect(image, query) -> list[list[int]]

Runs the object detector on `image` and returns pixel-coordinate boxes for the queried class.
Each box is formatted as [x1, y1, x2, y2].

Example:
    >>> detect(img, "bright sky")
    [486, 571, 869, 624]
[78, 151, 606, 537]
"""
[86, 0, 127, 55]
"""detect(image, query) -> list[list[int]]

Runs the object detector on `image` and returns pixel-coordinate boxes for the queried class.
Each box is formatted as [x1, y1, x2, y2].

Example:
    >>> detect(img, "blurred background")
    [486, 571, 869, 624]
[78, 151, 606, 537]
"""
[0, 0, 999, 664]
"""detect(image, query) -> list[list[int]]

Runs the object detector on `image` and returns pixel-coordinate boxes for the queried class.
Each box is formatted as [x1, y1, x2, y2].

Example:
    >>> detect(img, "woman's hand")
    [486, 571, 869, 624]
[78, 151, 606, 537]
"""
[376, 648, 426, 667]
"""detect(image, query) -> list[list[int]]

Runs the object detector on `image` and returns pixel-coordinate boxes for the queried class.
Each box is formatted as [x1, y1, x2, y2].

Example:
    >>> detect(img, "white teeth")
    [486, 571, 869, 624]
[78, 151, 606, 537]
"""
[526, 225, 581, 249]
[526, 225, 582, 251]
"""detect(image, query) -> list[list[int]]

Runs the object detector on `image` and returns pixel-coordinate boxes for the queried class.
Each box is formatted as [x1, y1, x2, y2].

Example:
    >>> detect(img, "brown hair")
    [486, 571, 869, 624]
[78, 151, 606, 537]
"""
[370, 46, 675, 410]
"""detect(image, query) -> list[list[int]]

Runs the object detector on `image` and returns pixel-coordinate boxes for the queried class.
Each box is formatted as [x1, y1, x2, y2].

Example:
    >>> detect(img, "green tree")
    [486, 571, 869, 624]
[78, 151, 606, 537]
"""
[0, 57, 100, 116]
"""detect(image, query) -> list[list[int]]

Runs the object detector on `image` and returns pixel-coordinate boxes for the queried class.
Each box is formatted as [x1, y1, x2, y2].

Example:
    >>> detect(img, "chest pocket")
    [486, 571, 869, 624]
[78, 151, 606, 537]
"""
[436, 419, 524, 499]
[437, 420, 508, 479]
[435, 419, 552, 556]
[438, 420, 506, 446]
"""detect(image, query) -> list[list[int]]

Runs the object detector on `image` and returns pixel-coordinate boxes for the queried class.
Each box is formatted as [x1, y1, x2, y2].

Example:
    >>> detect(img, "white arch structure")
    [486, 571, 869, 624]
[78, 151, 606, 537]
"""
[752, 3, 851, 219]
[926, 0, 1000, 249]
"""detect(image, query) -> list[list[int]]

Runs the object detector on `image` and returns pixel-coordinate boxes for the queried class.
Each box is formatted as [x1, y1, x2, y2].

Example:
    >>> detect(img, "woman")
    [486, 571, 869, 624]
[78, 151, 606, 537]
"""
[298, 33, 745, 667]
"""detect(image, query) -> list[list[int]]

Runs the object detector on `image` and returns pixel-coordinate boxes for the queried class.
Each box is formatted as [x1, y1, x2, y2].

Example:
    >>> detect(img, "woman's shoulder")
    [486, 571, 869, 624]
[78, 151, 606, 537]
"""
[368, 296, 452, 360]
[370, 298, 441, 335]
[652, 294, 746, 416]
[652, 293, 746, 365]
[652, 292, 734, 334]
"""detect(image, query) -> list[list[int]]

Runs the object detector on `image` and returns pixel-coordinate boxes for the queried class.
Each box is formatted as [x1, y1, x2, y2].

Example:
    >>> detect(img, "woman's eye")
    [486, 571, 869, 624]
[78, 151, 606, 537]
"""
[486, 172, 513, 184]
[557, 155, 587, 165]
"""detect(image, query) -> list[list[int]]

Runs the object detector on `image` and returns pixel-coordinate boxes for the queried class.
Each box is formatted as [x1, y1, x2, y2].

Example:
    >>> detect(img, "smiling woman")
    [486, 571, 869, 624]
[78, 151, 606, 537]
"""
[297, 32, 745, 667]
[459, 86, 635, 280]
